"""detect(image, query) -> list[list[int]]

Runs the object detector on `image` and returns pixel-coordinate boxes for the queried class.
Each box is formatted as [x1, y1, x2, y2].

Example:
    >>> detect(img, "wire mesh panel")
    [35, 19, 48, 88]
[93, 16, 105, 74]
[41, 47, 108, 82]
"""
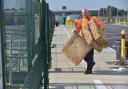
[2, 0, 42, 89]
[23, 1, 55, 89]
[23, 54, 42, 89]
[1, 0, 55, 89]
[47, 10, 55, 69]
[4, 0, 28, 87]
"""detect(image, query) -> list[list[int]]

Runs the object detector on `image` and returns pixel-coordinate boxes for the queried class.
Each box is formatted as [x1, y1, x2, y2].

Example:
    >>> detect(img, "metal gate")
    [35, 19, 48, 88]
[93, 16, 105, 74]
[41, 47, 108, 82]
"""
[0, 0, 55, 89]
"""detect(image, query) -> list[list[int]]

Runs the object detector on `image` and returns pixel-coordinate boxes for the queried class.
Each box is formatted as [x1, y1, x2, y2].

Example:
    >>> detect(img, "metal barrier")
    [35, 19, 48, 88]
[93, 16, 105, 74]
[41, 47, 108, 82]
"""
[23, 1, 55, 89]
[0, 0, 55, 89]
[40, 2, 55, 88]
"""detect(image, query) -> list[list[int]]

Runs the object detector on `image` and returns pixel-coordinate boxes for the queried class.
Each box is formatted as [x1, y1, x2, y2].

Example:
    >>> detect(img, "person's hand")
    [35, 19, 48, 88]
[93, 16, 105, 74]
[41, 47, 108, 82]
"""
[72, 29, 76, 32]
[79, 31, 85, 40]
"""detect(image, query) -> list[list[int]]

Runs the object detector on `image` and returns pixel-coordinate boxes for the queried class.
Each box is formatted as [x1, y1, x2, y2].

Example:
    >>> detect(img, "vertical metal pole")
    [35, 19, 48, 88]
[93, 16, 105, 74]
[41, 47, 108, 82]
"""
[47, 4, 51, 70]
[98, 10, 99, 16]
[9, 35, 12, 84]
[103, 8, 104, 16]
[0, 0, 5, 88]
[26, 0, 32, 71]
[127, 8, 128, 21]
[44, 3, 49, 89]
[110, 7, 112, 23]
[117, 9, 118, 24]
[40, 1, 44, 87]
[18, 37, 21, 71]
[0, 20, 5, 89]
[41, 0, 49, 89]
[117, 9, 118, 18]
[110, 7, 112, 17]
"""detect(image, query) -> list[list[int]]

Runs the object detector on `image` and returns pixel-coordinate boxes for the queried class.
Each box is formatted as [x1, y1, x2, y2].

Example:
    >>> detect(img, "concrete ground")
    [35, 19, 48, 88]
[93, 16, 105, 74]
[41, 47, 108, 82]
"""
[49, 25, 128, 89]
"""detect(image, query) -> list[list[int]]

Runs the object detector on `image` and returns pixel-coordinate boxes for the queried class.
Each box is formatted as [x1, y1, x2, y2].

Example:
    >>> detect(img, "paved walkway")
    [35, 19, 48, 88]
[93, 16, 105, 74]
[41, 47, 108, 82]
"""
[110, 23, 128, 27]
[49, 25, 128, 89]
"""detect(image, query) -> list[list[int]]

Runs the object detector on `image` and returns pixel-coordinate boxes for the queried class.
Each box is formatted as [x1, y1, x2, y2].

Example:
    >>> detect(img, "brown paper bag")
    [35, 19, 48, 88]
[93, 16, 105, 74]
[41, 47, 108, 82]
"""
[95, 33, 108, 48]
[82, 25, 102, 52]
[88, 19, 101, 39]
[62, 32, 91, 66]
[89, 19, 108, 48]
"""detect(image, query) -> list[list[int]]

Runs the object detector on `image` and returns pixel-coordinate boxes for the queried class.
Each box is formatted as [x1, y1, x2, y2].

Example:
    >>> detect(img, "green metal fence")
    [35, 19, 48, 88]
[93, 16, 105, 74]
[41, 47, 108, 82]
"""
[0, 0, 55, 89]
[0, 0, 6, 89]
[40, 2, 55, 89]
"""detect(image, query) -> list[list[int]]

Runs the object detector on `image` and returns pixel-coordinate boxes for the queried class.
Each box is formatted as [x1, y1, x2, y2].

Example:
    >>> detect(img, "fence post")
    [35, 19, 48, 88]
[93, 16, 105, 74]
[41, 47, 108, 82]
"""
[0, 0, 5, 88]
[41, 1, 49, 88]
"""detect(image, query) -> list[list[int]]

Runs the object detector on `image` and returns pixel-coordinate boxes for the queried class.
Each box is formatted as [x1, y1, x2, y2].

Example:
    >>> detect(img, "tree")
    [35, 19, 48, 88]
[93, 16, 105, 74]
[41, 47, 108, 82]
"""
[62, 6, 67, 10]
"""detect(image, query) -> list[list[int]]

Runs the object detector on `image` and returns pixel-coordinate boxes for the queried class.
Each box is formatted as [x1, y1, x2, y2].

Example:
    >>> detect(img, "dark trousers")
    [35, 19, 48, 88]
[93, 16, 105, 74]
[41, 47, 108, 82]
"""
[84, 49, 94, 66]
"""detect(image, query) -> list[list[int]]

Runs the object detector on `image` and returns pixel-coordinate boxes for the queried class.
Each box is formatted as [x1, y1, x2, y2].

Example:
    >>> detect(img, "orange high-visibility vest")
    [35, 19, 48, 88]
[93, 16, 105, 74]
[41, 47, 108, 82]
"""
[75, 17, 89, 33]
[81, 17, 89, 27]
[91, 16, 99, 22]
[91, 16, 104, 30]
[75, 19, 82, 33]
[99, 19, 104, 30]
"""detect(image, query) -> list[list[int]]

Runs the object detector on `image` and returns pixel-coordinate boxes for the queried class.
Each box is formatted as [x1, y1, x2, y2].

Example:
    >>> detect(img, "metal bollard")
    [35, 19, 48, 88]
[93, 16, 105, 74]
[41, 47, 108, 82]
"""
[121, 30, 126, 64]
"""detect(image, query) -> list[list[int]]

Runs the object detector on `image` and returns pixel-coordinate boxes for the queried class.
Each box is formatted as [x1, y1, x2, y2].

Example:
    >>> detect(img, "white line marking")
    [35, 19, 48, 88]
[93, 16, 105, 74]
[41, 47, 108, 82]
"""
[110, 24, 128, 27]
[112, 67, 128, 72]
[93, 80, 107, 89]
[107, 47, 116, 52]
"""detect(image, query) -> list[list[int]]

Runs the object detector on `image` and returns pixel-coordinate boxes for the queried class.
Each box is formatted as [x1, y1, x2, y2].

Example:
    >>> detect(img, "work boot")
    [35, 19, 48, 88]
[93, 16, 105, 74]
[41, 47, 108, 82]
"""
[85, 62, 95, 74]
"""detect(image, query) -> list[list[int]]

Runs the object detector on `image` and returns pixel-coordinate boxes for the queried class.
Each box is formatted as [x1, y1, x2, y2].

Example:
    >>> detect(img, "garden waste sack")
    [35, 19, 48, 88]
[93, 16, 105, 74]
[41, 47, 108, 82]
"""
[88, 19, 108, 48]
[62, 32, 91, 66]
[82, 25, 102, 52]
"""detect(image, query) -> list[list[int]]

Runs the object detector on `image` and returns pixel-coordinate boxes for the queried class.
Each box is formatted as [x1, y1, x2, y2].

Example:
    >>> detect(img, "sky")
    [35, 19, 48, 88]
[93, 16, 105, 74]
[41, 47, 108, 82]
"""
[3, 0, 128, 11]
[46, 0, 128, 11]
[4, 0, 26, 9]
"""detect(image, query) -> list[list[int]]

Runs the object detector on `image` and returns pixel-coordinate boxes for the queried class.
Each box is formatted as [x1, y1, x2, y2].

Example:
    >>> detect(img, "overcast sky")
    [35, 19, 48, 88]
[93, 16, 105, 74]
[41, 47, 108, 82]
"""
[46, 0, 128, 11]
[4, 0, 128, 11]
